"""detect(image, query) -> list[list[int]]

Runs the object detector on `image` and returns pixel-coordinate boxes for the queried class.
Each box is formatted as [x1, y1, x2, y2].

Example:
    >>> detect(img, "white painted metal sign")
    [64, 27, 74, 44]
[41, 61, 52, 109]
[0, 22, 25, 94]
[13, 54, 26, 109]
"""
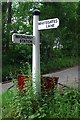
[38, 18, 59, 30]
[12, 33, 35, 44]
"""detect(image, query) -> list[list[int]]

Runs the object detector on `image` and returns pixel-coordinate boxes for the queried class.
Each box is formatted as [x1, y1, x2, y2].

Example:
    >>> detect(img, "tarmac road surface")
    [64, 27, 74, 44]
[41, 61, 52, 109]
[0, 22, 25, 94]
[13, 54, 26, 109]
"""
[0, 66, 80, 93]
[0, 82, 13, 93]
[43, 66, 80, 89]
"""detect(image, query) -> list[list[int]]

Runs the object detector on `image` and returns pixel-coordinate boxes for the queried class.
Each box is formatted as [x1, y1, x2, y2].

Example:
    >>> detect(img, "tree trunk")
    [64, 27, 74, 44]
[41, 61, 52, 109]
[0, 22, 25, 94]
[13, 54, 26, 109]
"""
[6, 1, 12, 52]
[2, 2, 7, 53]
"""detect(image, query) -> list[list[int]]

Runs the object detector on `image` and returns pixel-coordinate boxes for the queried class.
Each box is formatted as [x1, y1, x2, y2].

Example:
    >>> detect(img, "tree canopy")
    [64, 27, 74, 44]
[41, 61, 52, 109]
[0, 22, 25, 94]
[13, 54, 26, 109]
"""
[2, 2, 80, 80]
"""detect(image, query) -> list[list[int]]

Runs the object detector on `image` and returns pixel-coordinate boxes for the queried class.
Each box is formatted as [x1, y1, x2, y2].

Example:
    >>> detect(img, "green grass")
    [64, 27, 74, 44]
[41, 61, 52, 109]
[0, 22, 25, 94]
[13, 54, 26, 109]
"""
[1, 84, 79, 119]
[2, 63, 30, 82]
[2, 90, 15, 119]
[0, 93, 2, 120]
[41, 56, 79, 74]
[2, 56, 79, 82]
[2, 55, 79, 119]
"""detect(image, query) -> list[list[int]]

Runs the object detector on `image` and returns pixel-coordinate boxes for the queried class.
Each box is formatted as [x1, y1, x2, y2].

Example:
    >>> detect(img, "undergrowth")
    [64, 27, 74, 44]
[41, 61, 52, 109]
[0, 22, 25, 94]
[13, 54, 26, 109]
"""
[2, 82, 79, 119]
[2, 62, 79, 119]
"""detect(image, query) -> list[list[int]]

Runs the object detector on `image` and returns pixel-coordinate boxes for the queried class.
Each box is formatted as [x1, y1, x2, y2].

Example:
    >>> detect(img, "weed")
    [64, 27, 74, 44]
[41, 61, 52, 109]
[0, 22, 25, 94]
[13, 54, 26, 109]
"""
[2, 63, 79, 119]
[2, 83, 79, 119]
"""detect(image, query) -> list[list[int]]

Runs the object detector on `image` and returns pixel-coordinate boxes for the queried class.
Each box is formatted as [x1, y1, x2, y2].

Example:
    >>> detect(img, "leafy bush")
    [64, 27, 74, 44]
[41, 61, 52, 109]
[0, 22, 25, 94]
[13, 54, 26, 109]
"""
[2, 62, 31, 82]
[41, 56, 78, 74]
[2, 57, 79, 119]
[2, 90, 15, 119]
[2, 82, 79, 119]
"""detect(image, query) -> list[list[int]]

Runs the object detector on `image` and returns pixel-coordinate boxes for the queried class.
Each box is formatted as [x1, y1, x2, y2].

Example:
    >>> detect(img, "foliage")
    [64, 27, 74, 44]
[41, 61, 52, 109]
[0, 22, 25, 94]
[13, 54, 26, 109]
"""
[40, 2, 78, 59]
[2, 59, 31, 82]
[2, 90, 15, 119]
[2, 63, 79, 119]
[1, 2, 80, 119]
[2, 83, 79, 119]
[2, 2, 80, 81]
[41, 56, 78, 74]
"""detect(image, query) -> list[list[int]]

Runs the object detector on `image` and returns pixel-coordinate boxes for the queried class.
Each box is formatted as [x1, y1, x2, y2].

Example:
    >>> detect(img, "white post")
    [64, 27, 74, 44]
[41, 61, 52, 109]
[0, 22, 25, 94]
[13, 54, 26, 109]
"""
[32, 9, 41, 98]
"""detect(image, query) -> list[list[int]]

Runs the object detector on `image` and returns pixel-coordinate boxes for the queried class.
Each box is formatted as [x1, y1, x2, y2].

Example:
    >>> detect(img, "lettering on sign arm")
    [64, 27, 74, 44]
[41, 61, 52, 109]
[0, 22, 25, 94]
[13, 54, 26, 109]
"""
[46, 23, 54, 28]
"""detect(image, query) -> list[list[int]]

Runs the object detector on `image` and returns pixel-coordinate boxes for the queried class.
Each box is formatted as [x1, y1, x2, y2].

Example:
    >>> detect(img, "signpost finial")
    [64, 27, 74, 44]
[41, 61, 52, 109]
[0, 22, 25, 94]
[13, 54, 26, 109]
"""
[32, 9, 40, 15]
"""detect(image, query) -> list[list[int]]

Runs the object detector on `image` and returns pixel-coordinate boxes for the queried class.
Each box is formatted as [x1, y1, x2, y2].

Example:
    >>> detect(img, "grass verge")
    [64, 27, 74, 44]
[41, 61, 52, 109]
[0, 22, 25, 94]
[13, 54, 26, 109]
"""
[1, 83, 79, 119]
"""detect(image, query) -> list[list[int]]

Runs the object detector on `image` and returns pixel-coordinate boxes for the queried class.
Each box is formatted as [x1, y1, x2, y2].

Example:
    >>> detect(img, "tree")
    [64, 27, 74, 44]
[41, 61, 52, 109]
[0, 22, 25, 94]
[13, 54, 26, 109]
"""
[2, 2, 7, 53]
[40, 2, 78, 57]
[76, 2, 80, 57]
[2, 2, 79, 80]
[6, 1, 12, 52]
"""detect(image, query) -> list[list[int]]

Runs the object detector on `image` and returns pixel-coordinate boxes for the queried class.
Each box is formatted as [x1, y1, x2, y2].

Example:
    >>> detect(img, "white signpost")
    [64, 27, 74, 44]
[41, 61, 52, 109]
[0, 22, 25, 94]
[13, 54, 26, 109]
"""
[38, 18, 59, 30]
[12, 33, 34, 44]
[32, 9, 41, 99]
[12, 9, 59, 99]
[32, 11, 59, 99]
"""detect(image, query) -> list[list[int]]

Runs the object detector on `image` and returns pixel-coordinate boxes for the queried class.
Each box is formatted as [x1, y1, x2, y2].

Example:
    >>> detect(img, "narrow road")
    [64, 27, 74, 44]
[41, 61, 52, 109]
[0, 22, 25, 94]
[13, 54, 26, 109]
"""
[0, 82, 13, 93]
[2, 82, 13, 93]
[43, 66, 80, 88]
[0, 66, 79, 93]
